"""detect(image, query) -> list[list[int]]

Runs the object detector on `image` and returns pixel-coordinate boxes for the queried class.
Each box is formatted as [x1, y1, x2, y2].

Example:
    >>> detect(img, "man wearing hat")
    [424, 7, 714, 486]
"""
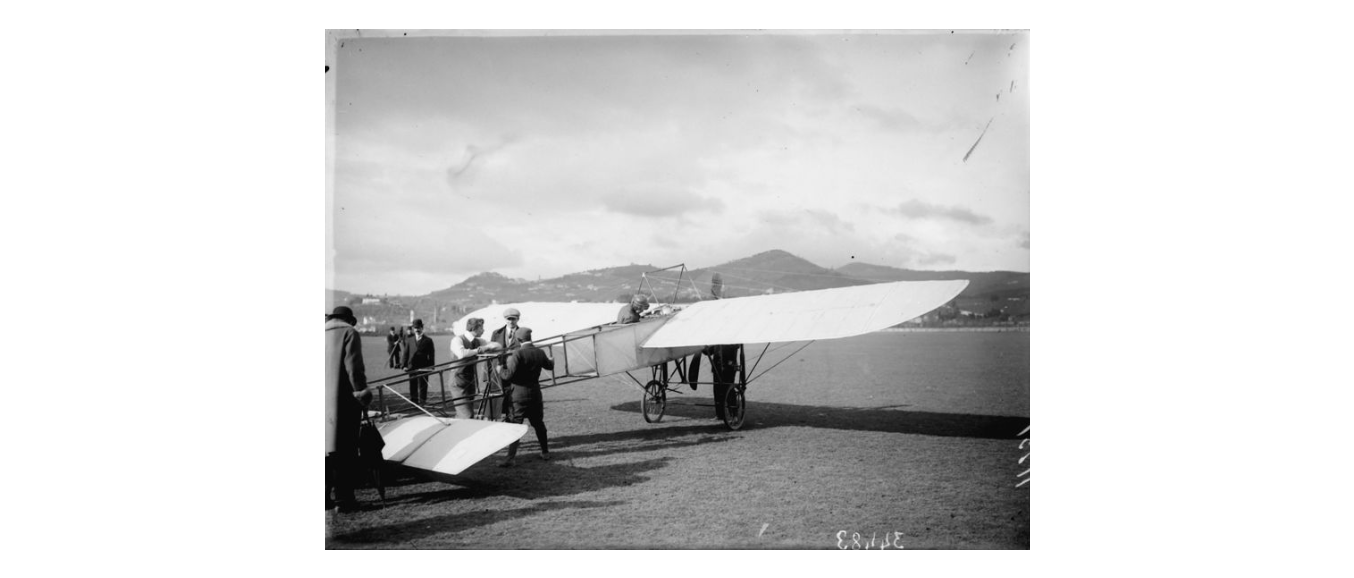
[325, 306, 370, 512]
[497, 326, 555, 466]
[489, 308, 523, 420]
[490, 307, 523, 350]
[617, 294, 651, 324]
[401, 318, 435, 405]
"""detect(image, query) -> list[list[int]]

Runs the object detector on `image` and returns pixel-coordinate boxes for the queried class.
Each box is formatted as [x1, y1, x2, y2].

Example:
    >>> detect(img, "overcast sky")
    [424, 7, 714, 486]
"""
[328, 31, 1029, 296]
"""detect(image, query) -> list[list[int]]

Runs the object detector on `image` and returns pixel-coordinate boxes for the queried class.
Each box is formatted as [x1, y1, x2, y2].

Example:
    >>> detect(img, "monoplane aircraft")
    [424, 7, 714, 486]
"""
[364, 265, 968, 479]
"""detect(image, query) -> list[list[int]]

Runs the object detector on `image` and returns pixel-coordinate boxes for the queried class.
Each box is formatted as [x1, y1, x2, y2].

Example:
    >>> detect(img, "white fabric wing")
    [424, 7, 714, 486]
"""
[379, 416, 529, 476]
[640, 280, 969, 348]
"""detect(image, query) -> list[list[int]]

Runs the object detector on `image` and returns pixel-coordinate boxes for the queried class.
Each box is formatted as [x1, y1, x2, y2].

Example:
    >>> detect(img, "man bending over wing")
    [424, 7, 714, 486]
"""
[617, 294, 650, 324]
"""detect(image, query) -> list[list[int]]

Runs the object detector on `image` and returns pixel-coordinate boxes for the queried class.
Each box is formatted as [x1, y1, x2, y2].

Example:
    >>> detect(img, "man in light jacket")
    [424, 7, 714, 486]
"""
[450, 317, 500, 418]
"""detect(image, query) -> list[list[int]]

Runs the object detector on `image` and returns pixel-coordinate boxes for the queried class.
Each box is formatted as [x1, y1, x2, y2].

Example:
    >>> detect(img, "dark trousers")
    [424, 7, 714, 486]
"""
[505, 396, 547, 458]
[326, 450, 358, 508]
[387, 348, 399, 368]
[408, 372, 428, 405]
[713, 364, 737, 419]
[714, 381, 731, 419]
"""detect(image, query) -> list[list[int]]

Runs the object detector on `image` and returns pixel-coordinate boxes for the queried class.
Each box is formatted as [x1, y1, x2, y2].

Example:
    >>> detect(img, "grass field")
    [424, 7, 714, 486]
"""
[327, 331, 1030, 549]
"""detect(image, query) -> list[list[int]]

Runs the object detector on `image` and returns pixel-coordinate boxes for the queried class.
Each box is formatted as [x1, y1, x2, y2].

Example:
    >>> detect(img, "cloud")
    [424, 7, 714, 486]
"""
[447, 136, 519, 183]
[335, 214, 524, 283]
[889, 199, 993, 225]
[917, 252, 958, 266]
[757, 209, 855, 234]
[330, 33, 1030, 293]
[600, 187, 725, 218]
[852, 104, 927, 132]
[339, 245, 522, 278]
[806, 209, 855, 234]
[649, 233, 679, 250]
[1018, 230, 1030, 249]
[872, 233, 958, 268]
[757, 211, 796, 227]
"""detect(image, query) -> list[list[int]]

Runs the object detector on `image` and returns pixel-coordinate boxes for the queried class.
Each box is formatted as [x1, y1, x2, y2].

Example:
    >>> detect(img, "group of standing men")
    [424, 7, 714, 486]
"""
[375, 309, 555, 462]
[327, 296, 743, 510]
[444, 307, 555, 466]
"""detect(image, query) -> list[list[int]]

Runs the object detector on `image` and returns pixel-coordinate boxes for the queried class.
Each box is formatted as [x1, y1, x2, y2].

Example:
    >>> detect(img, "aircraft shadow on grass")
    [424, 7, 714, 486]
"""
[328, 499, 625, 546]
[546, 423, 741, 460]
[608, 400, 1029, 440]
[365, 423, 739, 502]
[378, 455, 678, 506]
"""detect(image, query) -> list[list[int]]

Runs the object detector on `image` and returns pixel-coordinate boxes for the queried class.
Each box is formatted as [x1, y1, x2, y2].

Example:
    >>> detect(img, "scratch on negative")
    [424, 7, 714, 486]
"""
[759, 523, 769, 537]
[962, 118, 994, 163]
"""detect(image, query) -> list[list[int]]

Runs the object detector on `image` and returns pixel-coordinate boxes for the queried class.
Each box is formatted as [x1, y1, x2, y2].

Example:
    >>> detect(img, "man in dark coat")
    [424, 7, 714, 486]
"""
[385, 326, 400, 368]
[325, 306, 370, 512]
[706, 344, 742, 421]
[402, 319, 435, 405]
[496, 327, 554, 466]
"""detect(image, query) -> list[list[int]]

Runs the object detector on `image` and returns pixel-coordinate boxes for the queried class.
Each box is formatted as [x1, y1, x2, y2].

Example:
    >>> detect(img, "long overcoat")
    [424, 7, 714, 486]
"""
[326, 318, 368, 454]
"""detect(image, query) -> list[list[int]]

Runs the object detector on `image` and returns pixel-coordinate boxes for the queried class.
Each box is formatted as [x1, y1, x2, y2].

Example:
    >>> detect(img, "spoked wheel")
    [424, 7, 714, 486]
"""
[722, 386, 746, 430]
[642, 379, 667, 423]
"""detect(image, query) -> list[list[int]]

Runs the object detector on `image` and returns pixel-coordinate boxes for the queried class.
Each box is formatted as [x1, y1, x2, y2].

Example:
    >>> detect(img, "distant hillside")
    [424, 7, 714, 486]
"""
[683, 249, 867, 298]
[425, 264, 656, 304]
[333, 249, 1030, 331]
[835, 262, 1030, 320]
[835, 263, 1029, 298]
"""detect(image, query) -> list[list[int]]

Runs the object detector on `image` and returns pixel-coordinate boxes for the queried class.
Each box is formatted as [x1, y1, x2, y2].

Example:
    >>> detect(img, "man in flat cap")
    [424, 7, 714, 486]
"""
[487, 309, 522, 422]
[401, 318, 435, 406]
[490, 307, 522, 350]
[325, 306, 370, 512]
[496, 327, 555, 466]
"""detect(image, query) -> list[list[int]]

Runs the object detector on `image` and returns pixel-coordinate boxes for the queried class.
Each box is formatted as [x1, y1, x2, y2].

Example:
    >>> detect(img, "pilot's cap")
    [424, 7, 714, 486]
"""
[503, 307, 521, 319]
